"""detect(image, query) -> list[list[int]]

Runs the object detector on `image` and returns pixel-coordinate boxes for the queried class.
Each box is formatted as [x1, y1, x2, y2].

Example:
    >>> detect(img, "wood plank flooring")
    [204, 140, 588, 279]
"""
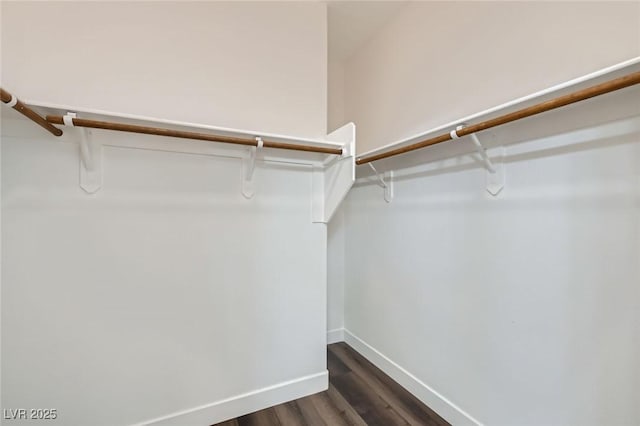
[215, 342, 450, 426]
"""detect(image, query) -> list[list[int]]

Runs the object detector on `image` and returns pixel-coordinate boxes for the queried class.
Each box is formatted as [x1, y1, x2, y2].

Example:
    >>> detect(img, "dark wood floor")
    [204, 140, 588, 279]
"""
[215, 342, 450, 426]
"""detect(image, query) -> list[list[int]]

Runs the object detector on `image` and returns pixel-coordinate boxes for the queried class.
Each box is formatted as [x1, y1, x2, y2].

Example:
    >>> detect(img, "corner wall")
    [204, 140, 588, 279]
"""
[340, 2, 640, 425]
[343, 87, 640, 426]
[327, 204, 346, 343]
[345, 1, 640, 154]
[1, 3, 329, 425]
[327, 56, 347, 341]
[1, 1, 327, 138]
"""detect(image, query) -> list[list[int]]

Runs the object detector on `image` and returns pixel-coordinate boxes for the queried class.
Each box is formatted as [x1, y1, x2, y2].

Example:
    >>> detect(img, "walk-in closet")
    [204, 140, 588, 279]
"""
[2, 2, 639, 425]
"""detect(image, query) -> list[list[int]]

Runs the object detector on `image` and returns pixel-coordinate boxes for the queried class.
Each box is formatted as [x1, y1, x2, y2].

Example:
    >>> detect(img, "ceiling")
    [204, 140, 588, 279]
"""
[328, 1, 407, 62]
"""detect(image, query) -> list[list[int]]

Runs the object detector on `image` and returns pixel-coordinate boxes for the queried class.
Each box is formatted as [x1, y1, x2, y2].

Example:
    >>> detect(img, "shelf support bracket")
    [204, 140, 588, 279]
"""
[241, 137, 262, 199]
[311, 123, 356, 223]
[484, 146, 506, 197]
[452, 125, 505, 197]
[469, 132, 505, 196]
[64, 112, 102, 194]
[368, 163, 393, 203]
[469, 133, 496, 174]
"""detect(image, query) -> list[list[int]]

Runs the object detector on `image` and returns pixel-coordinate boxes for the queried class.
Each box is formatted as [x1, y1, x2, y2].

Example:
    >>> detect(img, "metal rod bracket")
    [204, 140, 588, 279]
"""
[485, 146, 505, 197]
[241, 137, 262, 199]
[453, 125, 504, 196]
[452, 124, 495, 173]
[70, 112, 102, 194]
[368, 163, 393, 203]
[6, 94, 18, 108]
[469, 133, 496, 173]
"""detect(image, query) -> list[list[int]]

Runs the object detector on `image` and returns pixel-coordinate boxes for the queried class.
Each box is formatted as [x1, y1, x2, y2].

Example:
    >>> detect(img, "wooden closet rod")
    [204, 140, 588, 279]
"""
[46, 115, 343, 155]
[1, 88, 63, 137]
[356, 70, 640, 165]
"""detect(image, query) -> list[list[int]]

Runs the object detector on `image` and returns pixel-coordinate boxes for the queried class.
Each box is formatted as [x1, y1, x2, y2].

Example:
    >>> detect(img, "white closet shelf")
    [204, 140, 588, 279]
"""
[356, 57, 640, 168]
[17, 100, 345, 162]
[1, 98, 356, 223]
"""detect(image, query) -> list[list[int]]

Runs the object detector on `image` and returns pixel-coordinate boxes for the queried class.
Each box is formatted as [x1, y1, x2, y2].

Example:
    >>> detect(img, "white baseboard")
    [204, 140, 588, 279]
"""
[343, 329, 484, 426]
[138, 371, 328, 426]
[327, 327, 345, 344]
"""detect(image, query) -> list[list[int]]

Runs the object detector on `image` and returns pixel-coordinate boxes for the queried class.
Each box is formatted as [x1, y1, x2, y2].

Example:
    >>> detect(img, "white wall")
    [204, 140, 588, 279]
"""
[345, 1, 640, 154]
[1, 2, 329, 425]
[328, 60, 346, 133]
[338, 1, 640, 425]
[327, 56, 346, 339]
[343, 87, 640, 426]
[1, 1, 327, 138]
[327, 205, 345, 342]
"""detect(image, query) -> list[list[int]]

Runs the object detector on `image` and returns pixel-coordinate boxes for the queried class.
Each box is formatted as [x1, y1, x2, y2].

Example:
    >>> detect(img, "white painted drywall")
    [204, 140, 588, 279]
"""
[343, 82, 640, 425]
[327, 1, 406, 63]
[1, 2, 329, 425]
[338, 2, 640, 425]
[0, 1, 327, 139]
[345, 1, 640, 154]
[328, 59, 346, 133]
[327, 57, 346, 340]
[327, 205, 346, 342]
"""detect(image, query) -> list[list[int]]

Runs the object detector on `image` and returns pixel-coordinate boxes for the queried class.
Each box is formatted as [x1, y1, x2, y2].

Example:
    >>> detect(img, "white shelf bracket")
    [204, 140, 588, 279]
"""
[485, 146, 506, 197]
[368, 163, 393, 203]
[452, 125, 505, 197]
[64, 112, 102, 194]
[469, 133, 496, 174]
[241, 137, 262, 199]
[311, 123, 356, 223]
